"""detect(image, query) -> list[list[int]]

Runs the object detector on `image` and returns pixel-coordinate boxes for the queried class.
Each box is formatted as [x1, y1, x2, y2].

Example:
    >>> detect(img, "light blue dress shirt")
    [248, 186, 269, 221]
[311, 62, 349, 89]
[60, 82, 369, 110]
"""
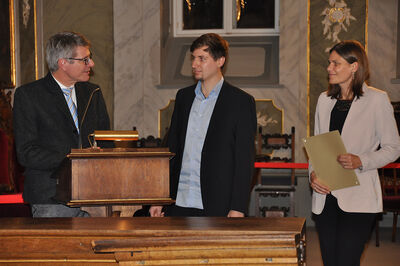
[175, 78, 224, 209]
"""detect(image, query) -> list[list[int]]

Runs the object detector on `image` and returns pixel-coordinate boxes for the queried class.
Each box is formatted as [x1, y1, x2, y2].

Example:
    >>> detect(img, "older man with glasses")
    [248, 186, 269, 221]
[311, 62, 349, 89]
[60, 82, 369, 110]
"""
[13, 31, 111, 217]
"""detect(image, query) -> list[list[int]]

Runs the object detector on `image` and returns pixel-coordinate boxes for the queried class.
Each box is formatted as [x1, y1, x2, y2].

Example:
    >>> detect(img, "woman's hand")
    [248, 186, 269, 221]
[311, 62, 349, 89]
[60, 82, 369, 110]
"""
[337, 153, 362, 169]
[310, 171, 331, 194]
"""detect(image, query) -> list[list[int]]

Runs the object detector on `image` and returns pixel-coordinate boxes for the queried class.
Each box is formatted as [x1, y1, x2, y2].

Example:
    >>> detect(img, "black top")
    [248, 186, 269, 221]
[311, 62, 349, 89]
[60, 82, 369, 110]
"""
[329, 99, 353, 134]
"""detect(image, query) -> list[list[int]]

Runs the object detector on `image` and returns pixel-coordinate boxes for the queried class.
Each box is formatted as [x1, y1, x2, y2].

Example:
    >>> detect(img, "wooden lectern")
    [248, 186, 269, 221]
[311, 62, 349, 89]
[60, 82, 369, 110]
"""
[54, 148, 174, 215]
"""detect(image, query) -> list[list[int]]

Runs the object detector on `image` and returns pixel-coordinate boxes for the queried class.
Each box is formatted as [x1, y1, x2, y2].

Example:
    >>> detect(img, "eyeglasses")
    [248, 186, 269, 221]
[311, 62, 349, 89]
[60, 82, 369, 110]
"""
[67, 54, 92, 65]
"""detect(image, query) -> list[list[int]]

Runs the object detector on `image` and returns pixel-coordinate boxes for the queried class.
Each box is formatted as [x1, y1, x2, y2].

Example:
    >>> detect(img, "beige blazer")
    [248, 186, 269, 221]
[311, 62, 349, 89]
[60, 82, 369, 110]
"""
[311, 83, 400, 214]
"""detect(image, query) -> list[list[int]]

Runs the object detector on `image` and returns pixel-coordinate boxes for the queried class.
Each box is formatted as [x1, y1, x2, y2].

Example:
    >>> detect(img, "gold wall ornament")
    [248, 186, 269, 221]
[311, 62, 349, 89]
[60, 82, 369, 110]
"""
[9, 0, 16, 88]
[185, 0, 191, 12]
[321, 0, 356, 51]
[256, 112, 278, 128]
[329, 7, 346, 23]
[236, 0, 245, 22]
[255, 99, 284, 135]
[33, 0, 38, 79]
[22, 0, 30, 29]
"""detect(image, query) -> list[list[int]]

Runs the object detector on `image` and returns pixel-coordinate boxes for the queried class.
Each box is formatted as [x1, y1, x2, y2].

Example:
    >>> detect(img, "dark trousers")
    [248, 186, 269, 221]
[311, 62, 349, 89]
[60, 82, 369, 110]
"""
[314, 194, 376, 266]
[164, 204, 205, 217]
[31, 204, 89, 218]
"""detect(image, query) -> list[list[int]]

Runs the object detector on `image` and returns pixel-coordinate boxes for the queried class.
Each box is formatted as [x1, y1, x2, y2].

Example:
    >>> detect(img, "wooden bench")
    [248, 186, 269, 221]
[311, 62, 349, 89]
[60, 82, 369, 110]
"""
[0, 217, 306, 265]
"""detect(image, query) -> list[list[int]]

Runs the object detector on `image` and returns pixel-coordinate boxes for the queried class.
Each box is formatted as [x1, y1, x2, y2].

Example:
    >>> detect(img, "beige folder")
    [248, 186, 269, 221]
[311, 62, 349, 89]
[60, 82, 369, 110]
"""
[303, 130, 360, 191]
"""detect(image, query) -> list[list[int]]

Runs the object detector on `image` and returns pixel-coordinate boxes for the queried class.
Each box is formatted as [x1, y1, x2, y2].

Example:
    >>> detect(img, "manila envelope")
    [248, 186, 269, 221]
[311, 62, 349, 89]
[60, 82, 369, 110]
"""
[303, 130, 360, 191]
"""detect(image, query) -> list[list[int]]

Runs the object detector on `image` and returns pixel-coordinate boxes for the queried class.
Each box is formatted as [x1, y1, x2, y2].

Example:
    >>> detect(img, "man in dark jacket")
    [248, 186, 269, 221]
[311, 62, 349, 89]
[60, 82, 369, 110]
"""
[150, 33, 256, 217]
[13, 31, 110, 217]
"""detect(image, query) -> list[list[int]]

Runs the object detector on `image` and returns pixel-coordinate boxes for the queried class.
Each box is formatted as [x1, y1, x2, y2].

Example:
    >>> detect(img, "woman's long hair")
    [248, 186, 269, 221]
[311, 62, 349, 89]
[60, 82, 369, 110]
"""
[327, 40, 370, 99]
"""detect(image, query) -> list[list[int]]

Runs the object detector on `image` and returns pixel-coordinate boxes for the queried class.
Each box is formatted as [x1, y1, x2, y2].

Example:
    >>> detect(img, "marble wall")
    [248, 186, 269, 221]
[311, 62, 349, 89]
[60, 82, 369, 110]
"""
[114, 0, 176, 134]
[17, 0, 394, 225]
[113, 0, 309, 162]
[368, 0, 400, 98]
[42, 0, 114, 125]
[113, 0, 399, 164]
[10, 0, 394, 224]
[10, 0, 399, 162]
[112, 1, 398, 225]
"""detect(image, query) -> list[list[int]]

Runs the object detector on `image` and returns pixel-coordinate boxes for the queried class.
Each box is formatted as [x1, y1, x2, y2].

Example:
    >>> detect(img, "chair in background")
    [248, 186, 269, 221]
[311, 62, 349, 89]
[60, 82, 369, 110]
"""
[375, 101, 400, 246]
[0, 89, 16, 192]
[254, 127, 296, 217]
[0, 88, 30, 217]
[1, 88, 26, 193]
[251, 99, 284, 190]
[375, 167, 400, 246]
[158, 100, 175, 140]
[137, 135, 162, 148]
[0, 128, 11, 191]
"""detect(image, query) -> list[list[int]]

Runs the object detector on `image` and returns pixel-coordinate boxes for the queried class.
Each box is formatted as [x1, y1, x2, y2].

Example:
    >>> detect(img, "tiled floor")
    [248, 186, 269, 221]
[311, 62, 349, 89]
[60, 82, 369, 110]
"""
[306, 227, 400, 266]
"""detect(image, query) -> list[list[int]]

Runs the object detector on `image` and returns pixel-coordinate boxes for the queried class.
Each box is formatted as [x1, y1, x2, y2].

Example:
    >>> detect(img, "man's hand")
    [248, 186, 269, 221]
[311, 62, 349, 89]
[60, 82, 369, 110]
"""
[227, 210, 244, 217]
[310, 171, 331, 195]
[149, 206, 164, 217]
[337, 153, 362, 169]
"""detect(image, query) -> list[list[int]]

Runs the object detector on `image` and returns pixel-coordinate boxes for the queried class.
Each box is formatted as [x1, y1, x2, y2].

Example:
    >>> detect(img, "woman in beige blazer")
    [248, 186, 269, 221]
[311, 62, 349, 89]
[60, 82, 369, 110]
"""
[310, 40, 400, 266]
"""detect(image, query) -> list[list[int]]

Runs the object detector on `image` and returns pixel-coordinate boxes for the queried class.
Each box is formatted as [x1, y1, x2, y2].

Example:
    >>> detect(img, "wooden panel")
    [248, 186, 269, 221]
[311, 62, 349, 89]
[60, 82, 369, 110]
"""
[72, 157, 169, 199]
[0, 217, 306, 265]
[0, 217, 305, 236]
[97, 235, 302, 265]
[55, 148, 173, 206]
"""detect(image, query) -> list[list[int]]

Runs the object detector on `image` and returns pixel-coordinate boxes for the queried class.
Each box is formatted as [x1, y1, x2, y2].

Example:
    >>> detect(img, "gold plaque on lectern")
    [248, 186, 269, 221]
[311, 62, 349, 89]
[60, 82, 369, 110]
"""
[92, 130, 139, 141]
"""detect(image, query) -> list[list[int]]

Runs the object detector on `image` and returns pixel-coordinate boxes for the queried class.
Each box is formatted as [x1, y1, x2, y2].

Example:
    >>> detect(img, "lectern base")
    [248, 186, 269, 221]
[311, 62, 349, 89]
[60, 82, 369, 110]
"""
[81, 205, 143, 217]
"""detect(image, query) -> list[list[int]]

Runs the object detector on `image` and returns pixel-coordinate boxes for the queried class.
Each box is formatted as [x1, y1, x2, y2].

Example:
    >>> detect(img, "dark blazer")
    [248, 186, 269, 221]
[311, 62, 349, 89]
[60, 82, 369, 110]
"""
[13, 73, 110, 204]
[168, 81, 257, 216]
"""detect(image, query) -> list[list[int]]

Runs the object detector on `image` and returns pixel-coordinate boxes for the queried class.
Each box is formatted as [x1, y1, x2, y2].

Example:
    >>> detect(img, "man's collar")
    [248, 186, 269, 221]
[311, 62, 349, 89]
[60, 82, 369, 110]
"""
[52, 73, 75, 90]
[195, 77, 224, 99]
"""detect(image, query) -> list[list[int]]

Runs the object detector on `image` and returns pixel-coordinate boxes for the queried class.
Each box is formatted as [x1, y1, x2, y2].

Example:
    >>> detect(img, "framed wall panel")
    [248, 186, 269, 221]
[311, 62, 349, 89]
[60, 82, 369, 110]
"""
[160, 36, 279, 88]
[18, 0, 38, 85]
[308, 0, 367, 135]
[0, 0, 16, 89]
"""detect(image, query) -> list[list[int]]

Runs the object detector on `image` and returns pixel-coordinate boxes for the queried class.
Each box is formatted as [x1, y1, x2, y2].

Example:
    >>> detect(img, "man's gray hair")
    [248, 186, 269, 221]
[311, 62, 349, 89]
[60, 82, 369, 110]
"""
[46, 31, 90, 72]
